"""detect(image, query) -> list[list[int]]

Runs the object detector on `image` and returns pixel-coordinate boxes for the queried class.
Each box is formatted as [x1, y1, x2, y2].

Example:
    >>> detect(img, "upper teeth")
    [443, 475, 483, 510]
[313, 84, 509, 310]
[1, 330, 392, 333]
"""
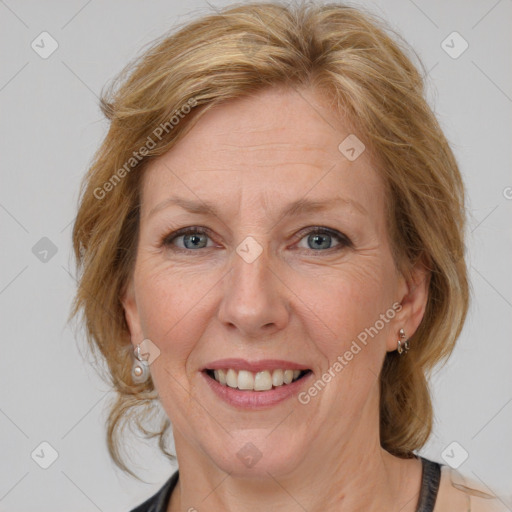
[212, 369, 303, 391]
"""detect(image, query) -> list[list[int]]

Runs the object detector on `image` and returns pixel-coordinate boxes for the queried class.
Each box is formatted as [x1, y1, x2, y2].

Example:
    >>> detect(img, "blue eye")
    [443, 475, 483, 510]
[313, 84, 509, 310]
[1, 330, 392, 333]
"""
[162, 226, 351, 253]
[297, 228, 350, 251]
[163, 227, 213, 250]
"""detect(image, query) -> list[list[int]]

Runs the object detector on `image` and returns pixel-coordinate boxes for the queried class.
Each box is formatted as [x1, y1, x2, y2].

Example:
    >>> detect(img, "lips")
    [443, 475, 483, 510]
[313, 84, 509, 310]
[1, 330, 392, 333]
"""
[202, 367, 314, 409]
[204, 358, 309, 372]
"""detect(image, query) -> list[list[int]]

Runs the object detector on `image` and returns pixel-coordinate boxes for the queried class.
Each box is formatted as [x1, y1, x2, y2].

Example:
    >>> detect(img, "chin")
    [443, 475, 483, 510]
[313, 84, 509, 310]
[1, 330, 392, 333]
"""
[203, 432, 307, 479]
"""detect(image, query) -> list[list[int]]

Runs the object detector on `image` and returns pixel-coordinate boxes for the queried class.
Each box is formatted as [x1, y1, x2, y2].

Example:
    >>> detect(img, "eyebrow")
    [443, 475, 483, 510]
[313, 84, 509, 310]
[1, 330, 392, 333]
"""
[147, 194, 367, 220]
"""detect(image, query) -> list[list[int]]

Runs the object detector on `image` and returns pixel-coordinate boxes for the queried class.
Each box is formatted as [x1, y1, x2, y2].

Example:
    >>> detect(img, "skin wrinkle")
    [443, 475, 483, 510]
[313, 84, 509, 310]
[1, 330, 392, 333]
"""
[122, 86, 429, 512]
[147, 194, 368, 224]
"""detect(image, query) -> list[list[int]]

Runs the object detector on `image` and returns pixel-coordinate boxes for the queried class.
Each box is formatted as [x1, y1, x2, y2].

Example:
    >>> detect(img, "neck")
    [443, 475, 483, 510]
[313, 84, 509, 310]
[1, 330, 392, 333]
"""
[168, 393, 422, 512]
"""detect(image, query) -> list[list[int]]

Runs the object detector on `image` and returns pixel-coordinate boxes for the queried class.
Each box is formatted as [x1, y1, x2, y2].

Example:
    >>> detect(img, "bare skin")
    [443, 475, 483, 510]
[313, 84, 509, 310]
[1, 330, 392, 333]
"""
[122, 85, 429, 512]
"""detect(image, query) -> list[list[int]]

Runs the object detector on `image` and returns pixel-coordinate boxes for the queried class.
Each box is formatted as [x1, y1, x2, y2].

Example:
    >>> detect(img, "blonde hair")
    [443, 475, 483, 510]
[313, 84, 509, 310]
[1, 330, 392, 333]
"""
[72, 1, 468, 478]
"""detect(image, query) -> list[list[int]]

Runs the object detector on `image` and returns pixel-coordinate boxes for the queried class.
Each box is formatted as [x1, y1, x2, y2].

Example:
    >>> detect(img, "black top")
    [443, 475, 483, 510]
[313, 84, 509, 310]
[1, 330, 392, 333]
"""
[130, 456, 441, 512]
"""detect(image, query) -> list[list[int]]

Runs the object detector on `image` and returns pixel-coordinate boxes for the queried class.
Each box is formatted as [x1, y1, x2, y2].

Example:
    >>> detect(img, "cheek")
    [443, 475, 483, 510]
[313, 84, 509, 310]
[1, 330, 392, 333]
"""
[132, 264, 220, 421]
[298, 261, 396, 420]
[303, 257, 395, 360]
[133, 264, 218, 368]
[133, 250, 397, 367]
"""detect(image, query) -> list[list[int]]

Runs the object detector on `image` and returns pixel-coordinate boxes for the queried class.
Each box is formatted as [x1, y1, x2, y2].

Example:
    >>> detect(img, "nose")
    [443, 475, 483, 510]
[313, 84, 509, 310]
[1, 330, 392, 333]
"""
[217, 242, 290, 339]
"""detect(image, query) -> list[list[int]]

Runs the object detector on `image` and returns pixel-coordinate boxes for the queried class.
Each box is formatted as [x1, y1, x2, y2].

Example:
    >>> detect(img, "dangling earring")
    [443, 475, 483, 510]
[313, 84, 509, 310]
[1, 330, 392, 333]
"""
[397, 328, 410, 355]
[131, 342, 150, 383]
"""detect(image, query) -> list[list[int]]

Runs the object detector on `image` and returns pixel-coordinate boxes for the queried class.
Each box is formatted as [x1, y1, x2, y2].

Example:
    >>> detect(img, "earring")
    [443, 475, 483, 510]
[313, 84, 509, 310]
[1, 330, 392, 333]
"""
[131, 342, 150, 383]
[397, 328, 410, 355]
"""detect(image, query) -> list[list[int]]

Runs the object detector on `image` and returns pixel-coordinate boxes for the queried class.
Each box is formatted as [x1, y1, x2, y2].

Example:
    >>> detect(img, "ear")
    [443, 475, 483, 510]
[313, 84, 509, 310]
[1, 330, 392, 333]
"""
[121, 278, 144, 346]
[386, 261, 430, 352]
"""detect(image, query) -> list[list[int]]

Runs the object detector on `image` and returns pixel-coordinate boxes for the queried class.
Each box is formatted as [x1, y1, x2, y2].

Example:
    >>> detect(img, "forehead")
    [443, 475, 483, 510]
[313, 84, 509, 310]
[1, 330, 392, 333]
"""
[140, 86, 384, 220]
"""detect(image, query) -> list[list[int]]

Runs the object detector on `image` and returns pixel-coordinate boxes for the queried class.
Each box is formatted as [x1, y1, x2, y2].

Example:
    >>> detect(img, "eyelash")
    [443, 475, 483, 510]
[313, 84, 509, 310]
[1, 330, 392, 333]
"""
[161, 226, 352, 254]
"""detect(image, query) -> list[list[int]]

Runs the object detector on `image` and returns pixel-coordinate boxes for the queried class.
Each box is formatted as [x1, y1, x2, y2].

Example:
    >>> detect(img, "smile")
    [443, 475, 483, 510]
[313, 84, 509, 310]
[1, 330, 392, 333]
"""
[205, 368, 311, 391]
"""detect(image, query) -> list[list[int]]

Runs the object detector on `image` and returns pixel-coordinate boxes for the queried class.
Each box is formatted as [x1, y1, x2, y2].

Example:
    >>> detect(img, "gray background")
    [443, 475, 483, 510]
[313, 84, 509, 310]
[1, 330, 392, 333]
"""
[0, 0, 511, 510]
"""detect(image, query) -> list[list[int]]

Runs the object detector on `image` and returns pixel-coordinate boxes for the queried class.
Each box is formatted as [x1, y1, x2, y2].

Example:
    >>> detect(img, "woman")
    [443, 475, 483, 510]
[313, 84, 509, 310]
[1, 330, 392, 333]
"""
[71, 2, 505, 511]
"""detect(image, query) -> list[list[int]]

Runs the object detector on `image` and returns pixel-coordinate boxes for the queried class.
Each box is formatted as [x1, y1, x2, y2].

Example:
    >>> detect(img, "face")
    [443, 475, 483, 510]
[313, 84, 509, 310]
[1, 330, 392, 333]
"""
[123, 86, 428, 478]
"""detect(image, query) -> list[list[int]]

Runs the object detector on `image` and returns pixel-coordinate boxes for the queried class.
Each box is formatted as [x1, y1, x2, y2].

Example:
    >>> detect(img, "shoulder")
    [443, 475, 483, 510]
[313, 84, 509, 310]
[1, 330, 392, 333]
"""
[433, 465, 508, 512]
[129, 470, 179, 512]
